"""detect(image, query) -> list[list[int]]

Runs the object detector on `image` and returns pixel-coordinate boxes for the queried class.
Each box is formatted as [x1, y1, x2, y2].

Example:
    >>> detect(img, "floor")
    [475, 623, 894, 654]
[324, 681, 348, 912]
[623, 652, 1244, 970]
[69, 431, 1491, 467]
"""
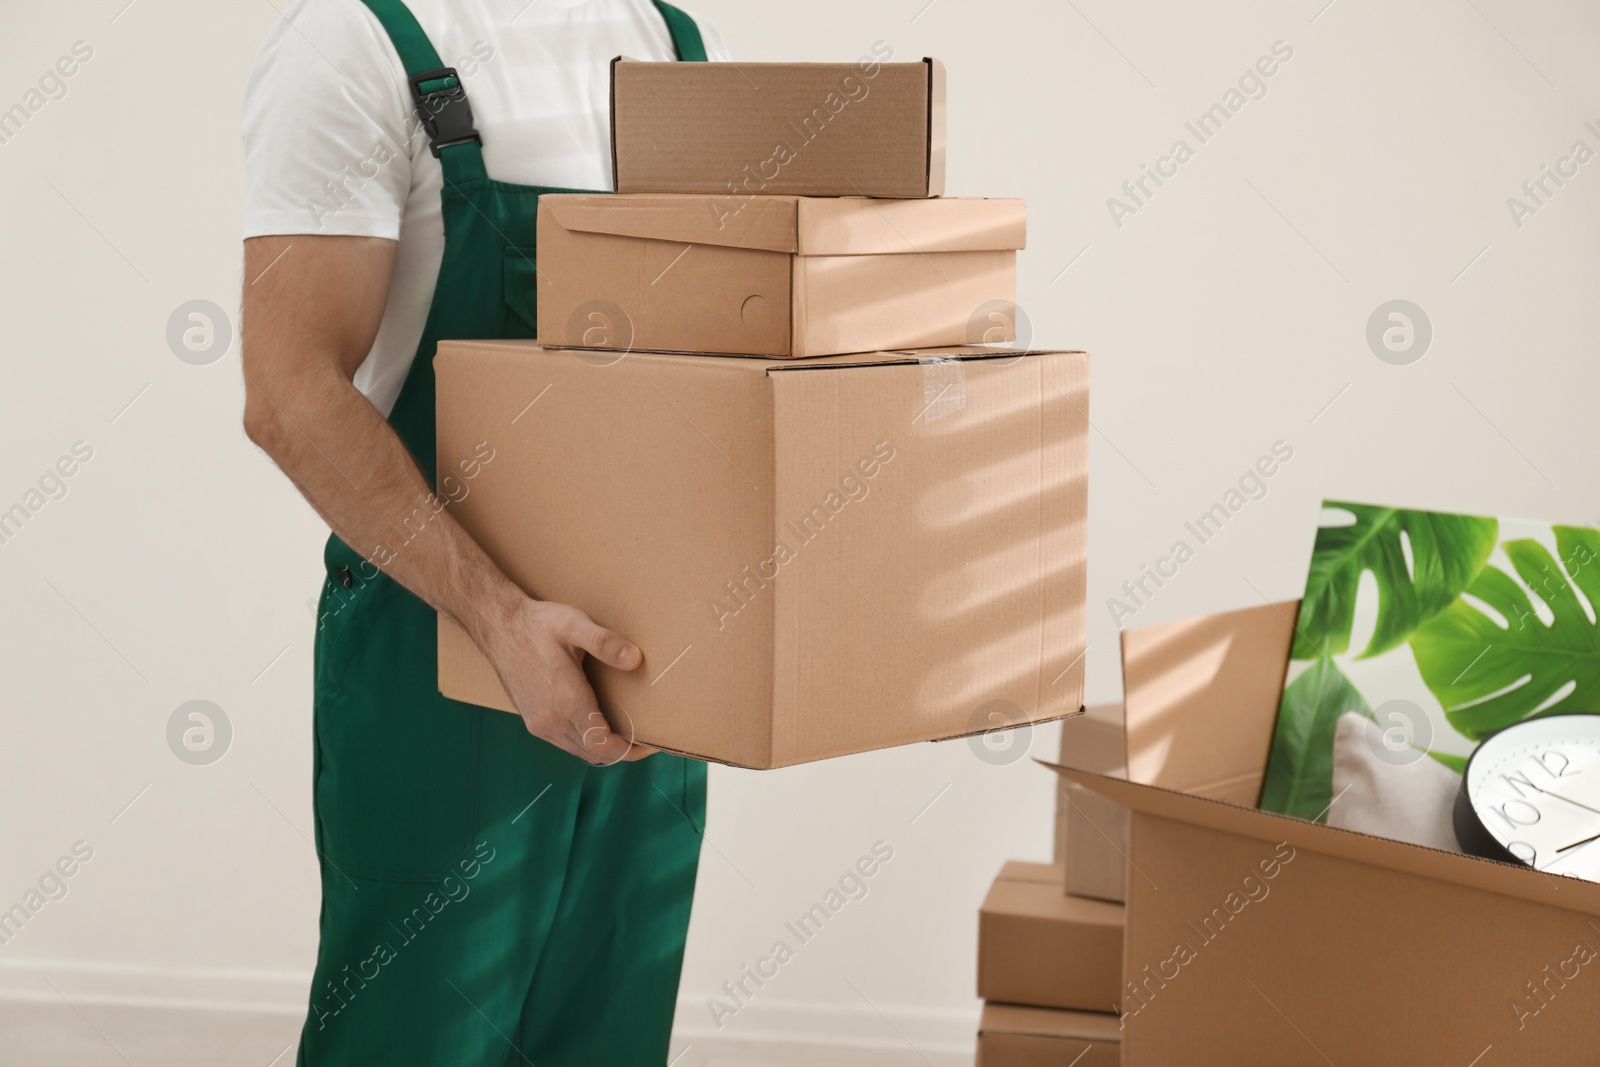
[0, 1003, 973, 1067]
[0, 1003, 301, 1067]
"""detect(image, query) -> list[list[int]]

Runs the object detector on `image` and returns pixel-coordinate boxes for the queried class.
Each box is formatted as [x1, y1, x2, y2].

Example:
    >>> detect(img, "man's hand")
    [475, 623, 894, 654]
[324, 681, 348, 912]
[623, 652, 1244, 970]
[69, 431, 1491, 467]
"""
[471, 596, 657, 764]
[241, 234, 647, 764]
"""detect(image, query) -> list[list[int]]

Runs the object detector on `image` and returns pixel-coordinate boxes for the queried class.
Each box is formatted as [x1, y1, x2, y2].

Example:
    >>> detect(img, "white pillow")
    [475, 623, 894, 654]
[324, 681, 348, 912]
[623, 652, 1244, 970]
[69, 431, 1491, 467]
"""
[1325, 712, 1462, 853]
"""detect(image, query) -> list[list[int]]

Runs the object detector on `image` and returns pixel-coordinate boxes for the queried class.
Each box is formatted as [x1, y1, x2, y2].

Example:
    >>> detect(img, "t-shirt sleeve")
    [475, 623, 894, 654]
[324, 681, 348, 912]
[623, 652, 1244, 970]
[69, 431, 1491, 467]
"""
[240, 0, 416, 239]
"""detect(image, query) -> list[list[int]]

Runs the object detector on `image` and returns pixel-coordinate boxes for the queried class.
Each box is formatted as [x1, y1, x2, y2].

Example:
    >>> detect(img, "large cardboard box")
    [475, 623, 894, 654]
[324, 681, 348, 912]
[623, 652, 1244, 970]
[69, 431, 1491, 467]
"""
[611, 57, 945, 198]
[435, 342, 1088, 768]
[1053, 599, 1600, 1065]
[1057, 703, 1129, 902]
[978, 861, 1123, 1012]
[976, 1003, 1120, 1067]
[534, 193, 1024, 358]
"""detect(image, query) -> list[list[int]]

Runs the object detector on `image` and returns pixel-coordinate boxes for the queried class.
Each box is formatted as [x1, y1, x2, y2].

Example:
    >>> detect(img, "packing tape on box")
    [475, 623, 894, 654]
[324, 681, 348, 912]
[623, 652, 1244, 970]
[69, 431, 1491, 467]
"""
[918, 357, 966, 422]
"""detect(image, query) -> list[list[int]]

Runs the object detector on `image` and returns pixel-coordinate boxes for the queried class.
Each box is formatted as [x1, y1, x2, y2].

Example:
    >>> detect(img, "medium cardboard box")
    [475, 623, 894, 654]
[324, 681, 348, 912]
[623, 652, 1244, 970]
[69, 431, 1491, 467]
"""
[534, 193, 1024, 358]
[435, 342, 1088, 768]
[978, 861, 1123, 1012]
[976, 1003, 1120, 1067]
[1057, 703, 1129, 903]
[611, 57, 945, 198]
[1051, 599, 1600, 1065]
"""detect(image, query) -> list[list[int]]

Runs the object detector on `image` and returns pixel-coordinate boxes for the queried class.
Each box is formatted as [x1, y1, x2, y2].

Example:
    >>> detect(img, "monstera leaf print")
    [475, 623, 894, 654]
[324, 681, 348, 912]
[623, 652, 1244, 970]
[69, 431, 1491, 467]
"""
[1292, 503, 1499, 662]
[1411, 526, 1600, 741]
[1259, 657, 1372, 821]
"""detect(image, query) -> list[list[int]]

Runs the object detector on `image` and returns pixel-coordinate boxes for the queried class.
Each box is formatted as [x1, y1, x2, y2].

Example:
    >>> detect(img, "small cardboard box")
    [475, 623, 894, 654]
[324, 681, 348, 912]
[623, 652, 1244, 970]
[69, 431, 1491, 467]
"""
[534, 193, 1024, 358]
[978, 861, 1123, 1012]
[1052, 599, 1600, 1065]
[611, 57, 945, 198]
[976, 1003, 1120, 1067]
[435, 342, 1088, 768]
[1058, 703, 1129, 903]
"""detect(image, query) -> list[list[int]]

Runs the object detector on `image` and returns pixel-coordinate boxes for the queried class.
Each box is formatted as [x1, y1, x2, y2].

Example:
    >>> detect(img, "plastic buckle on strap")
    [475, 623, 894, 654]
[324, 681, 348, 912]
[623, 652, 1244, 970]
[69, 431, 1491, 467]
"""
[408, 67, 480, 158]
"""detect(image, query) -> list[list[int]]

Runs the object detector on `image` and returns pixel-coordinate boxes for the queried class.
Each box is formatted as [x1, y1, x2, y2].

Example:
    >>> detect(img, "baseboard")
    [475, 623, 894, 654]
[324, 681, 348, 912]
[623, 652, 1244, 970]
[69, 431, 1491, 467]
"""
[0, 959, 977, 1064]
[673, 995, 977, 1063]
[0, 957, 308, 1015]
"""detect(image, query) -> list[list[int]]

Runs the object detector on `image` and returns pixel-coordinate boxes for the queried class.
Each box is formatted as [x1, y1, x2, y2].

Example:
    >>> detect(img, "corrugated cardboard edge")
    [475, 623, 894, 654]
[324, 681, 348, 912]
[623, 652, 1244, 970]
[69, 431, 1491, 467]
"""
[924, 58, 945, 197]
[765, 347, 1086, 372]
[1041, 760, 1600, 917]
[927, 706, 1084, 747]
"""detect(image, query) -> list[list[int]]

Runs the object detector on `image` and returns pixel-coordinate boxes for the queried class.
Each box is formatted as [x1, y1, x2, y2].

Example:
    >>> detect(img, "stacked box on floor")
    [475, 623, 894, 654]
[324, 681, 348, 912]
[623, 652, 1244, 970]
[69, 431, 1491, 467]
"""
[1057, 703, 1130, 902]
[974, 705, 1129, 1064]
[978, 861, 1121, 1012]
[977, 1003, 1120, 1067]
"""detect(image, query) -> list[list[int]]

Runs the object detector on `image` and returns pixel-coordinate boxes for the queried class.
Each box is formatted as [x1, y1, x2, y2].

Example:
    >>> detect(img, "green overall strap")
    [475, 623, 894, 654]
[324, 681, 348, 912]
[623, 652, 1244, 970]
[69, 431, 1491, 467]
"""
[358, 0, 489, 185]
[652, 1, 708, 61]
[359, 0, 705, 184]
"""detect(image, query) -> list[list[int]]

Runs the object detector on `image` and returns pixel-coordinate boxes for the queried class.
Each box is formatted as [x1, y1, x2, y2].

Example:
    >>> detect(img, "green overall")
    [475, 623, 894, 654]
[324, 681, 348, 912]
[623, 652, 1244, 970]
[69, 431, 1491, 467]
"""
[301, 5, 707, 1064]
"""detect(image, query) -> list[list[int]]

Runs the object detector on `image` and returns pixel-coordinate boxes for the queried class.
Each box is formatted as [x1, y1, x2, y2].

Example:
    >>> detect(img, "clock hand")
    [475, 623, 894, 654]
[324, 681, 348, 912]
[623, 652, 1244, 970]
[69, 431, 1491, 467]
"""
[1555, 833, 1600, 856]
[1527, 782, 1600, 818]
[1541, 833, 1600, 871]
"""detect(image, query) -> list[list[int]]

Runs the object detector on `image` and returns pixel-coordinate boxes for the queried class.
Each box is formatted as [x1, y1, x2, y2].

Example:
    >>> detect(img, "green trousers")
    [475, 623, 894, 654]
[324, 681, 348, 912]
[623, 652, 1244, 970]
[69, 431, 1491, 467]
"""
[295, 3, 709, 1063]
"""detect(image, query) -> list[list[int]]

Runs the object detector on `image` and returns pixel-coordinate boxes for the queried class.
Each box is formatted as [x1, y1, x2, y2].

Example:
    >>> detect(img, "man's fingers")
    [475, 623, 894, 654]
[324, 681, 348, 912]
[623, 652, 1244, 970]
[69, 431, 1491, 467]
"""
[569, 617, 642, 671]
[577, 709, 638, 766]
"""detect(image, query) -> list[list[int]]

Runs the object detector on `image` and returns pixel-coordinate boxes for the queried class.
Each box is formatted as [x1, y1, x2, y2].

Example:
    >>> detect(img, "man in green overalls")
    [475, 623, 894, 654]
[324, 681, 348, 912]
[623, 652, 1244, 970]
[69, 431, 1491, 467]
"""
[239, 3, 714, 1063]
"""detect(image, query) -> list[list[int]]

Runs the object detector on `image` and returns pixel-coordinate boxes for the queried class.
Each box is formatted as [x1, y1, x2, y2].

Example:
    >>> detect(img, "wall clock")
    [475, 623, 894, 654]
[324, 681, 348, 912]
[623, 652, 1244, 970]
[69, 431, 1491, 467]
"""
[1456, 713, 1600, 882]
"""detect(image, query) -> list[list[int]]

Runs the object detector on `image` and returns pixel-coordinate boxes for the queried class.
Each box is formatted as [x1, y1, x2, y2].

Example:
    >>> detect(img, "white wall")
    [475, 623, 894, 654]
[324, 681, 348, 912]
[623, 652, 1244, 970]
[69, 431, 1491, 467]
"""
[3, 0, 1600, 1060]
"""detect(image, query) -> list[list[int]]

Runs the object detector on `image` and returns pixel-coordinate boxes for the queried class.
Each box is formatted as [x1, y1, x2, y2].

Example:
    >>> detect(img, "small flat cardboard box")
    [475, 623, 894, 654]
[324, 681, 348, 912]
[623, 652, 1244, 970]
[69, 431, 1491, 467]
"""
[1057, 703, 1129, 903]
[976, 1003, 1120, 1067]
[611, 57, 945, 198]
[978, 861, 1123, 1013]
[534, 193, 1024, 358]
[435, 342, 1088, 769]
[1051, 599, 1600, 1065]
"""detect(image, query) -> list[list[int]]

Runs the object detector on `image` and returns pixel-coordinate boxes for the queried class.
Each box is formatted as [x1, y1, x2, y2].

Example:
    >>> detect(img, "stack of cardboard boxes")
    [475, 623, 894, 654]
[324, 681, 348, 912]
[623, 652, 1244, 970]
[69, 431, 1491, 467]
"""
[432, 56, 1092, 768]
[975, 704, 1131, 1066]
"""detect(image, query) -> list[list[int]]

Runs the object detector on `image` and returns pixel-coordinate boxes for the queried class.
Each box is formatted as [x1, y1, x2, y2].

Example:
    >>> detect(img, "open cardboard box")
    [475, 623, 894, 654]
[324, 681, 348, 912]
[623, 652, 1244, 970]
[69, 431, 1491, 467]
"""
[1048, 599, 1600, 1064]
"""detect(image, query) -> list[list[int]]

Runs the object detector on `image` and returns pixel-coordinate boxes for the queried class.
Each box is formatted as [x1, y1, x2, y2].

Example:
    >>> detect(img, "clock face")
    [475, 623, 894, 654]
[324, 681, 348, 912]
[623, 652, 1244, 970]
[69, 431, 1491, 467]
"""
[1463, 714, 1600, 881]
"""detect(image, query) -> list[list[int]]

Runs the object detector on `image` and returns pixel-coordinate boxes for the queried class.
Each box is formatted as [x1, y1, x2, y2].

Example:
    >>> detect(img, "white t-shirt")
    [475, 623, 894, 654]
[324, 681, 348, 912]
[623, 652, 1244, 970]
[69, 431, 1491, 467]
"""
[241, 0, 728, 416]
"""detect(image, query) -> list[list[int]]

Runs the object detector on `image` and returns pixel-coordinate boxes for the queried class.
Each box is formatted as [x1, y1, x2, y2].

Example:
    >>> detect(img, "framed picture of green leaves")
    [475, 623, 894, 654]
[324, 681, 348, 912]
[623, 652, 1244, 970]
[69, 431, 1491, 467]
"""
[1260, 501, 1600, 825]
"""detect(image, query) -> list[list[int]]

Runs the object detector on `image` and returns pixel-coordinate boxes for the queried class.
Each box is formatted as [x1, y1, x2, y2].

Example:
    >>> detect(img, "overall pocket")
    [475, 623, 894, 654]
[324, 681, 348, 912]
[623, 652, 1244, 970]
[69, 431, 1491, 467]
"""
[312, 572, 482, 882]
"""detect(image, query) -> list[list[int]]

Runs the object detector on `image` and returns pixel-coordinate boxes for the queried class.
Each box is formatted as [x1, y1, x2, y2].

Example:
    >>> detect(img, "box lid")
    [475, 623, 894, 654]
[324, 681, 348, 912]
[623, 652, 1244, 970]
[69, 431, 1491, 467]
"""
[795, 197, 1025, 254]
[542, 194, 1025, 256]
[978, 1002, 1122, 1043]
[982, 868, 1125, 927]
[997, 860, 1065, 886]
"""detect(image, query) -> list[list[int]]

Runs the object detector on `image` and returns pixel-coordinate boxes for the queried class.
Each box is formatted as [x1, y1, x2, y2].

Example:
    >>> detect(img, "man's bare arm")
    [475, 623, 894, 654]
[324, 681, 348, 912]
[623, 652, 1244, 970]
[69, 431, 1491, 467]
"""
[241, 234, 648, 763]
